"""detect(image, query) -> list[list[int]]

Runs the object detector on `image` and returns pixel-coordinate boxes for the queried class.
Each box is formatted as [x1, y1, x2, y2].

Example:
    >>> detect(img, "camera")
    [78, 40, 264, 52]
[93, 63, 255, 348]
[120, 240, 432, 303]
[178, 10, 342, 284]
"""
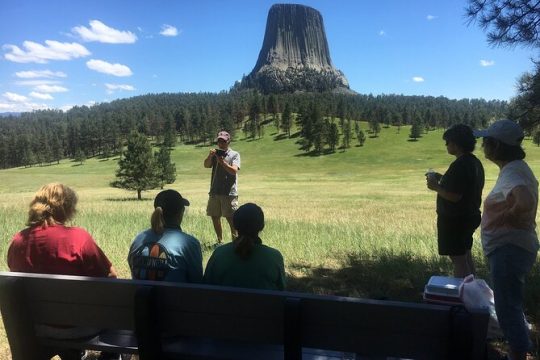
[215, 149, 227, 157]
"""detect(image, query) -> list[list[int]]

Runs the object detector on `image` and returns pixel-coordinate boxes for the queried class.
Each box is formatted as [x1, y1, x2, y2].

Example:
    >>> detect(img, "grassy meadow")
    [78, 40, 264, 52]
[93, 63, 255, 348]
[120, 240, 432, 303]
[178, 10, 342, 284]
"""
[1, 122, 539, 358]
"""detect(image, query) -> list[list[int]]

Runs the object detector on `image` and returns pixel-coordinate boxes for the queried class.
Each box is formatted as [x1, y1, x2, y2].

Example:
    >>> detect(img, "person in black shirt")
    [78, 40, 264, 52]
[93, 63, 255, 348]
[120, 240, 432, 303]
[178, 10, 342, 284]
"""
[426, 124, 485, 277]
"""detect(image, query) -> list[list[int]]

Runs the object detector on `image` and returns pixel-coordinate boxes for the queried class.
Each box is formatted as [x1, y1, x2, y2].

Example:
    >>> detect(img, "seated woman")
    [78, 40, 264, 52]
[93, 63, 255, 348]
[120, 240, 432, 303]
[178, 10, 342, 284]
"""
[204, 203, 286, 290]
[8, 182, 116, 277]
[128, 189, 203, 283]
[7, 183, 117, 359]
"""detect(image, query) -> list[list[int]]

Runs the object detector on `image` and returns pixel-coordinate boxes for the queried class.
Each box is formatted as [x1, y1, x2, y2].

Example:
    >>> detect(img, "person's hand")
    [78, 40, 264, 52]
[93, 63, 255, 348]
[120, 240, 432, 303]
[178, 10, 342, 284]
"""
[208, 149, 216, 158]
[216, 155, 226, 167]
[426, 174, 439, 191]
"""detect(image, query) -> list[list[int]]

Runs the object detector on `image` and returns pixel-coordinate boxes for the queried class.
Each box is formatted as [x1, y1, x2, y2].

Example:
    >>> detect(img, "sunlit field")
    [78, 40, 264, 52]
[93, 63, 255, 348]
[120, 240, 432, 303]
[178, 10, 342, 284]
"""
[1, 123, 539, 358]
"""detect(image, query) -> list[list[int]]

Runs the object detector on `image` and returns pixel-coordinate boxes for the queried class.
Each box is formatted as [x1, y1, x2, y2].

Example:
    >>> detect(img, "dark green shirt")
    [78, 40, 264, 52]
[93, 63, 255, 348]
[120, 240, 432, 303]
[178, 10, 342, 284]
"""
[203, 242, 285, 291]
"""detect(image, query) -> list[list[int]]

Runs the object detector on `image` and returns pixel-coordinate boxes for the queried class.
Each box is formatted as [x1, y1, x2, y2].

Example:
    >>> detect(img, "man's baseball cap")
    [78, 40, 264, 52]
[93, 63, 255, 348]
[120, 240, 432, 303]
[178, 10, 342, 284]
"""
[473, 119, 524, 146]
[216, 131, 230, 142]
[154, 189, 189, 216]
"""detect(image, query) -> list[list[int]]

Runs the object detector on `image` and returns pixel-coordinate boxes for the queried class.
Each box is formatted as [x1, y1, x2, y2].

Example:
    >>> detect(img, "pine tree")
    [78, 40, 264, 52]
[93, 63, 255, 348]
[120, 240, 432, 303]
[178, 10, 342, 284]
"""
[342, 120, 352, 149]
[74, 149, 86, 165]
[155, 145, 176, 189]
[357, 130, 366, 146]
[111, 131, 159, 200]
[268, 94, 280, 132]
[369, 119, 381, 137]
[409, 121, 422, 141]
[327, 122, 339, 152]
[51, 134, 63, 164]
[281, 102, 292, 137]
[311, 107, 326, 154]
[249, 93, 261, 139]
[162, 118, 177, 148]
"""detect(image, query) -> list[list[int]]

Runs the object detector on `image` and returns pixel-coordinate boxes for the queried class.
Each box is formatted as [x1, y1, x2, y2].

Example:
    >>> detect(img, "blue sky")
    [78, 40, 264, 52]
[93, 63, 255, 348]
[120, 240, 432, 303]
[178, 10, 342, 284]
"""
[0, 0, 537, 112]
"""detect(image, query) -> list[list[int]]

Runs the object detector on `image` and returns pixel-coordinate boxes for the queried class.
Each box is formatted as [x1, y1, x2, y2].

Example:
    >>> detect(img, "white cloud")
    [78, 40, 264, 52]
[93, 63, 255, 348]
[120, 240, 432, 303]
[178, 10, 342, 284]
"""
[3, 92, 28, 102]
[160, 24, 179, 37]
[480, 59, 495, 67]
[378, 30, 386, 36]
[0, 102, 48, 112]
[3, 40, 90, 63]
[412, 76, 425, 82]
[34, 84, 68, 93]
[16, 79, 61, 86]
[105, 83, 135, 91]
[30, 91, 54, 100]
[72, 20, 137, 43]
[427, 15, 438, 20]
[59, 104, 75, 112]
[0, 103, 17, 110]
[86, 59, 133, 77]
[15, 70, 67, 79]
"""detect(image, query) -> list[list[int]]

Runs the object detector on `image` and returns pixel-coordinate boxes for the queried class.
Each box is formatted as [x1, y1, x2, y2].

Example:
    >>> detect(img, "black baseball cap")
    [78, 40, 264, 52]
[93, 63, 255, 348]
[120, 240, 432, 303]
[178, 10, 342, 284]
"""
[154, 189, 190, 216]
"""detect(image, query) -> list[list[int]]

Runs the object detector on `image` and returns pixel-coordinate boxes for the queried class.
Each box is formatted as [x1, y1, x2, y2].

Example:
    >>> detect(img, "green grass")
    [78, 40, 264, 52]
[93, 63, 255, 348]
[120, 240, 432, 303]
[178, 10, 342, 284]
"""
[1, 122, 539, 358]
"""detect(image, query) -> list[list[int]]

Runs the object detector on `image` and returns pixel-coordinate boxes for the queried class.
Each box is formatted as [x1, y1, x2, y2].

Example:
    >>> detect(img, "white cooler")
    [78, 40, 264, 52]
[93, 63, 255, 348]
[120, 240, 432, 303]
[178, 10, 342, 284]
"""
[423, 276, 463, 305]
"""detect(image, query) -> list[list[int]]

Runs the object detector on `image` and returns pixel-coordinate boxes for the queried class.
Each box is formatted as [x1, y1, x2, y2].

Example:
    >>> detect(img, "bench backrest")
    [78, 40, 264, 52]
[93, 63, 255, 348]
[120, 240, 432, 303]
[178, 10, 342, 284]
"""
[0, 272, 489, 360]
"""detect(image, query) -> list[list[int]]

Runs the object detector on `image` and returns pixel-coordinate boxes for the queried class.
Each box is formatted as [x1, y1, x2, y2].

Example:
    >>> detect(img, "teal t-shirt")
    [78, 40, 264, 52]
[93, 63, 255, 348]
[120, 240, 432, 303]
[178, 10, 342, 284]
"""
[203, 242, 285, 291]
[128, 226, 203, 283]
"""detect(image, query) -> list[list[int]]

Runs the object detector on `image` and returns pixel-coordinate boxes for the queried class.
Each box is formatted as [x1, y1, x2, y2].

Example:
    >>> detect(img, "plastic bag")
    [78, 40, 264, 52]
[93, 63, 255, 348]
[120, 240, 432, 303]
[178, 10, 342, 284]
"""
[460, 274, 504, 339]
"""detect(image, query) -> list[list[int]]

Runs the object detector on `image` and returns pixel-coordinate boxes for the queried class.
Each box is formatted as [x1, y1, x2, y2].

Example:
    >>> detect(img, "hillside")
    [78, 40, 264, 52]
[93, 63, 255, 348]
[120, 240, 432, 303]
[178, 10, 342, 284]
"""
[0, 121, 527, 193]
[1, 123, 539, 358]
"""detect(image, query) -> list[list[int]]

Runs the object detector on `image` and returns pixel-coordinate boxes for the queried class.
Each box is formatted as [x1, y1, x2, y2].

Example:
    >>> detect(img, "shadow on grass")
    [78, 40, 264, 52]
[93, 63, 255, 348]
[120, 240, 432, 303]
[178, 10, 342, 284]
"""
[293, 148, 334, 157]
[194, 143, 211, 148]
[273, 133, 289, 141]
[287, 252, 453, 300]
[286, 251, 540, 359]
[105, 197, 152, 202]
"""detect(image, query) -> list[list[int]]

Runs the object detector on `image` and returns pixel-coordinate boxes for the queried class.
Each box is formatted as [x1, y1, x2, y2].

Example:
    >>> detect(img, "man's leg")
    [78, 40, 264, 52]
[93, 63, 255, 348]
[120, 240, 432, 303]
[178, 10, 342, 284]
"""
[211, 216, 223, 243]
[225, 216, 237, 240]
[465, 250, 476, 276]
[207, 196, 223, 243]
[449, 254, 472, 278]
[222, 196, 238, 241]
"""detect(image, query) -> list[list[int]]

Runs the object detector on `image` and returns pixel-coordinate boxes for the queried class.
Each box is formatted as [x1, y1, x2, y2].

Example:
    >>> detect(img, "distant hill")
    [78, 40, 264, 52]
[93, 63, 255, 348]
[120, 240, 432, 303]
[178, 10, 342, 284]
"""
[0, 112, 21, 118]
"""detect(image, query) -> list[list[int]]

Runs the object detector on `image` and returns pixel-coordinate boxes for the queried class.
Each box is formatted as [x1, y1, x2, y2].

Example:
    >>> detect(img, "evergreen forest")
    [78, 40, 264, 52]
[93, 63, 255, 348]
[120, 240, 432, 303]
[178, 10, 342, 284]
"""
[0, 90, 508, 170]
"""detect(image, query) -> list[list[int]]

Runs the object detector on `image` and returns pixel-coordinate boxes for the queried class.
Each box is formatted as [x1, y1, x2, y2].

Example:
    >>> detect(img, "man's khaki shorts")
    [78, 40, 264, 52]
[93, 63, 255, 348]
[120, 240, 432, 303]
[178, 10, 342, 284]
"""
[206, 195, 238, 217]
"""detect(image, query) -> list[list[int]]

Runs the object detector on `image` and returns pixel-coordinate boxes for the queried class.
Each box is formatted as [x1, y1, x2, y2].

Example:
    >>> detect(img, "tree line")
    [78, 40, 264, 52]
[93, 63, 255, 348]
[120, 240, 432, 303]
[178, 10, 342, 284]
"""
[0, 90, 508, 170]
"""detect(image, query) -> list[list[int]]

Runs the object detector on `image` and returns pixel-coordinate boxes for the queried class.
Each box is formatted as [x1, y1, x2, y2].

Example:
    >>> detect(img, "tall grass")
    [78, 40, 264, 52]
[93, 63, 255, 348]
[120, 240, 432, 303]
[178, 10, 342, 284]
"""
[1, 123, 539, 358]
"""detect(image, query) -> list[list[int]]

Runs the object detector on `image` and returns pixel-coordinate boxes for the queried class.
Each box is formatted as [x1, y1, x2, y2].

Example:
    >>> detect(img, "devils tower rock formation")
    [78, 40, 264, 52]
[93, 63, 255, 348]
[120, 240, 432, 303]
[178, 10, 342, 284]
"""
[236, 4, 352, 94]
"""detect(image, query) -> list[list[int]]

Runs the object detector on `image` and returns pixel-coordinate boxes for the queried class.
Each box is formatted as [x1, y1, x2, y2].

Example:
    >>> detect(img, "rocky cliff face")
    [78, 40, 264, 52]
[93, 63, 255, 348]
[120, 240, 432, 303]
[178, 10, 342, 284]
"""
[236, 4, 352, 94]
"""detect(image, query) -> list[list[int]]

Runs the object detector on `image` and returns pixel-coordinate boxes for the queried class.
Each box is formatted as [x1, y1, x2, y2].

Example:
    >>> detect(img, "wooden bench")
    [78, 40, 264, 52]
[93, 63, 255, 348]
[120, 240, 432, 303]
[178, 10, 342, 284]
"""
[0, 271, 490, 360]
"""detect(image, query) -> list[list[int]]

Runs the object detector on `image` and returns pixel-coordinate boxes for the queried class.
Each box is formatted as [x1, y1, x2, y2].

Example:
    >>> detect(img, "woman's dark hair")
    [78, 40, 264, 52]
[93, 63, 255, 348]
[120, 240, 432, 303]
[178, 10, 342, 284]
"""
[483, 137, 526, 161]
[233, 203, 264, 259]
[443, 124, 476, 152]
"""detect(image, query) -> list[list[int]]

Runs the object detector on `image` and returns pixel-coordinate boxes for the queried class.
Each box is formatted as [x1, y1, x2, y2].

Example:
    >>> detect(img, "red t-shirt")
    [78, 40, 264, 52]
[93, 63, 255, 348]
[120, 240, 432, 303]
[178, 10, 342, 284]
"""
[8, 224, 112, 277]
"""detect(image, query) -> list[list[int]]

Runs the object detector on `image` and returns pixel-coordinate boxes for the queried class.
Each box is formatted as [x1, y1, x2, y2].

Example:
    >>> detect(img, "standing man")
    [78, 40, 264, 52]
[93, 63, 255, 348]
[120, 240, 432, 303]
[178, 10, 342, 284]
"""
[204, 131, 240, 244]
